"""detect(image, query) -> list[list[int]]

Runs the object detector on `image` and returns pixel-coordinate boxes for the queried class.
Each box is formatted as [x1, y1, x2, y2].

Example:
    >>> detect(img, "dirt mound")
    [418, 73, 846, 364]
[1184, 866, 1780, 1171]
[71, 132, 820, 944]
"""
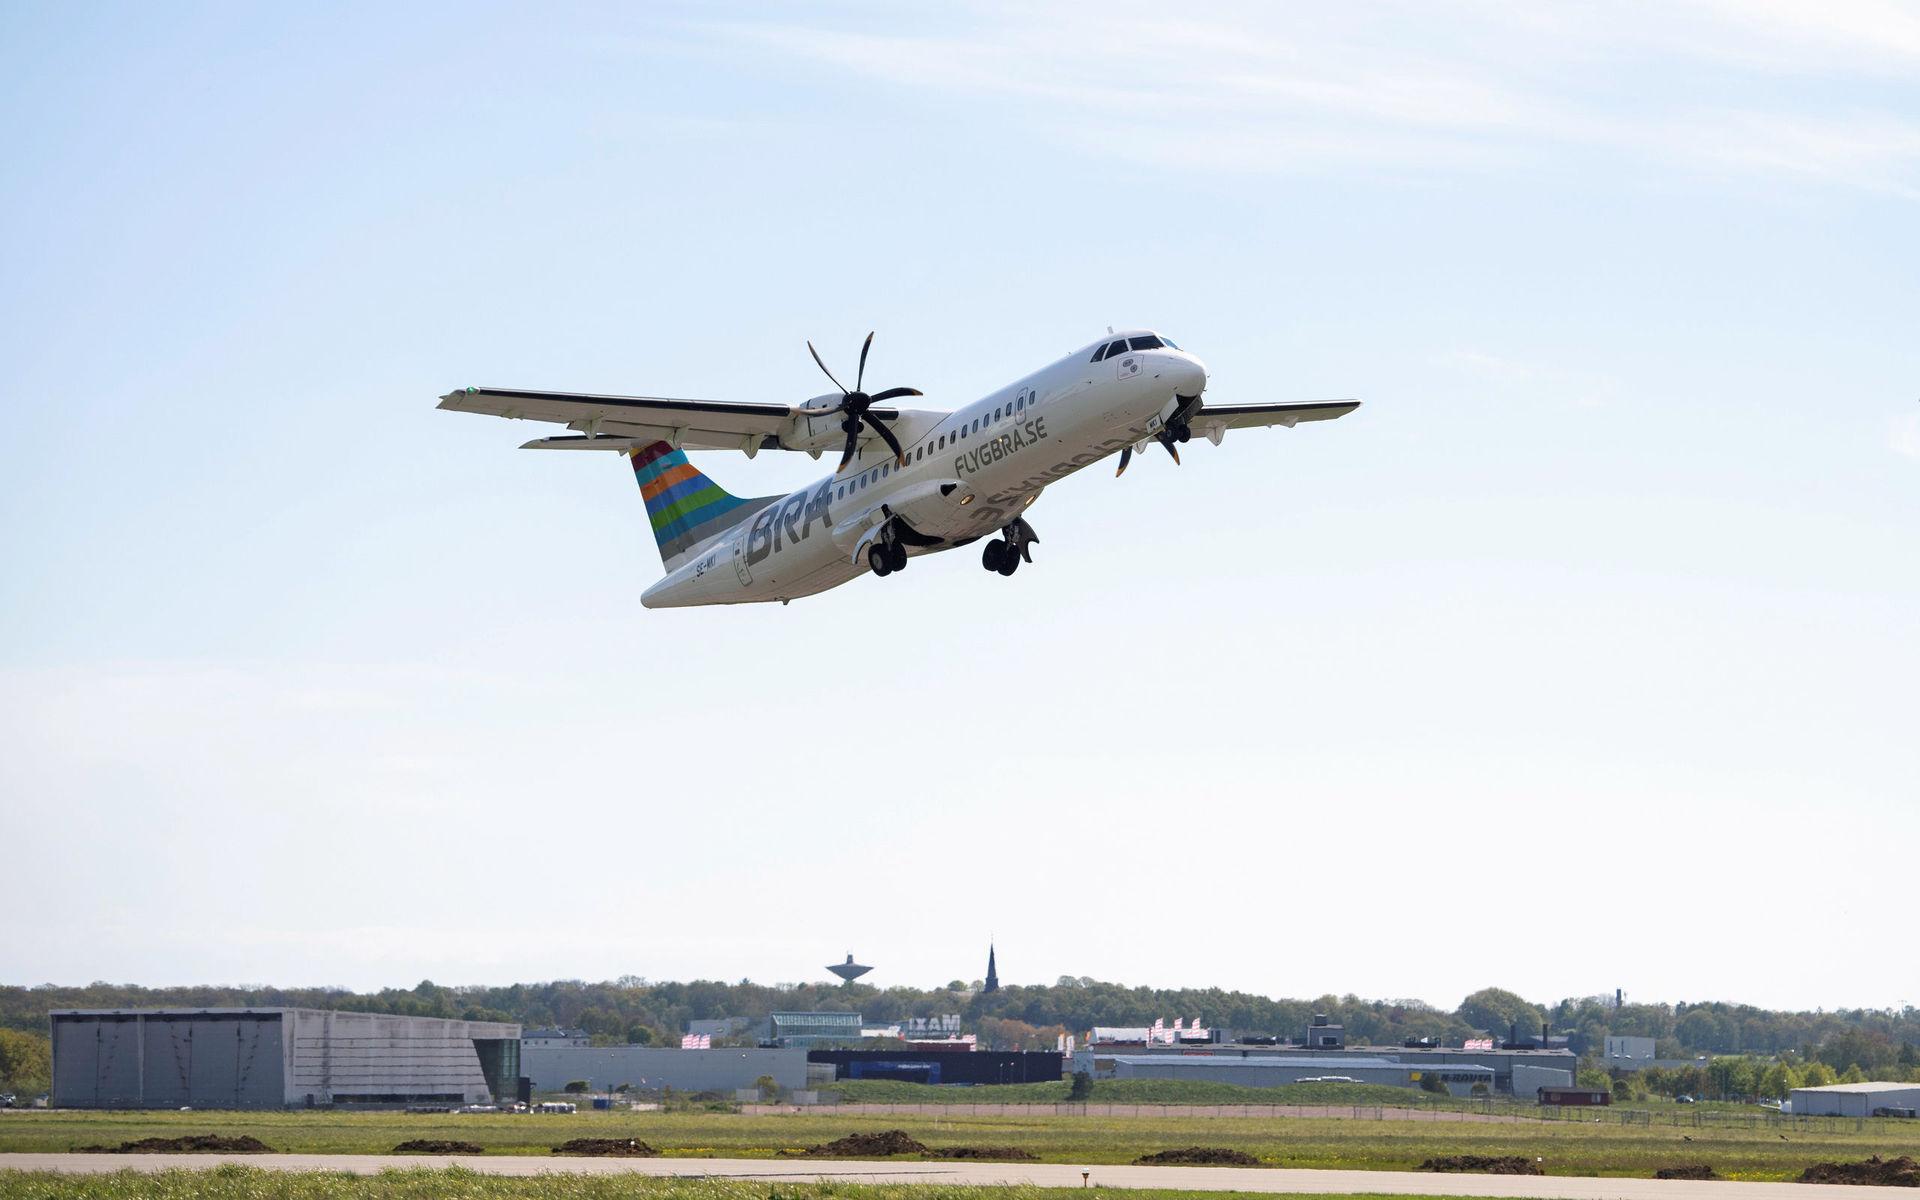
[1799, 1156, 1920, 1186]
[938, 1147, 1040, 1161]
[805, 1130, 932, 1157]
[75, 1135, 273, 1154]
[1418, 1155, 1543, 1176]
[1655, 1165, 1719, 1180]
[1133, 1147, 1261, 1166]
[393, 1139, 485, 1154]
[552, 1138, 658, 1157]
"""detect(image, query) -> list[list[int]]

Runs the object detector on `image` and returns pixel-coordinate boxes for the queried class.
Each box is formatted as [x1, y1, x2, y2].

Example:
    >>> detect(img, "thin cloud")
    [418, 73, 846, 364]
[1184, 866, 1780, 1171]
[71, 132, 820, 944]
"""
[697, 2, 1920, 193]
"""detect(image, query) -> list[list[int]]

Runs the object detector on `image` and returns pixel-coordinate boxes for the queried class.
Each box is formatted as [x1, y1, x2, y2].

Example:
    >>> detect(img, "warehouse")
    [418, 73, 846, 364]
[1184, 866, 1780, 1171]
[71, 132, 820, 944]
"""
[51, 1008, 519, 1109]
[1790, 1082, 1920, 1118]
[1096, 1041, 1573, 1094]
[520, 1044, 807, 1094]
[1084, 1053, 1492, 1096]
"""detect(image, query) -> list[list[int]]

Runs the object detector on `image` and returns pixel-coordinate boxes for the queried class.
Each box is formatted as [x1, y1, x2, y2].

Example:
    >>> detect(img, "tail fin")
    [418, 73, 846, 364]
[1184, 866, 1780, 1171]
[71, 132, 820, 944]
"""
[629, 441, 777, 570]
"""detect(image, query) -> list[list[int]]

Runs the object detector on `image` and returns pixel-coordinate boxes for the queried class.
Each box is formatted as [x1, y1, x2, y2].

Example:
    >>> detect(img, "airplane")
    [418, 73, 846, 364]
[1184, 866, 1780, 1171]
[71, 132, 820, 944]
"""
[439, 330, 1358, 607]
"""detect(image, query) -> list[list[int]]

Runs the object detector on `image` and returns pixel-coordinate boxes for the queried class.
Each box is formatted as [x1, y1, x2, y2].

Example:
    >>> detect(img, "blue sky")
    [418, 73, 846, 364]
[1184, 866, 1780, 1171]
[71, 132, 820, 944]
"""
[2, 2, 1916, 1012]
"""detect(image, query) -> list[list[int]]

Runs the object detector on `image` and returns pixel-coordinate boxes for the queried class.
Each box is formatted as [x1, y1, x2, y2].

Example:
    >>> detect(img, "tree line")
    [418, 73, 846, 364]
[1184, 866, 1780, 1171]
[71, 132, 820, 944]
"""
[3, 978, 1915, 1098]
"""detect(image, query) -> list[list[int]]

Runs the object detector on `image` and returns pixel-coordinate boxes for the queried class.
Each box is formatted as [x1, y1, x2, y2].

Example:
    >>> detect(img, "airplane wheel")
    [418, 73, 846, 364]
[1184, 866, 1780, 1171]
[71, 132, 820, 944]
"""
[868, 545, 892, 576]
[1175, 424, 1191, 443]
[998, 550, 1019, 577]
[982, 540, 1006, 572]
[887, 542, 908, 572]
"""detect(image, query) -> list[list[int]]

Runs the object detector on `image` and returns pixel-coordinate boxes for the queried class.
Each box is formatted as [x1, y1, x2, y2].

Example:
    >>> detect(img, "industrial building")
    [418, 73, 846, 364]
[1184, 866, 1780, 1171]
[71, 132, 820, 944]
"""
[809, 1049, 1064, 1085]
[1088, 1040, 1575, 1095]
[1789, 1082, 1920, 1118]
[51, 1008, 519, 1109]
[1084, 1053, 1493, 1096]
[519, 1044, 807, 1094]
[765, 1011, 862, 1047]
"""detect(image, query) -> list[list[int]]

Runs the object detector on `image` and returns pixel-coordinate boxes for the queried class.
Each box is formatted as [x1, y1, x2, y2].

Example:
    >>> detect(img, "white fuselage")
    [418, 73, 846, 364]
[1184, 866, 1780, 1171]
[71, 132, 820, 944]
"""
[641, 337, 1207, 607]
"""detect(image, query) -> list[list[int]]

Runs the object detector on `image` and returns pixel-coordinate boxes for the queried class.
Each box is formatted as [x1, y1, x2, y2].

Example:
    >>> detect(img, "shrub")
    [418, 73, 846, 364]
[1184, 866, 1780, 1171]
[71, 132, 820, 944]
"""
[1067, 1071, 1094, 1101]
[563, 1080, 590, 1094]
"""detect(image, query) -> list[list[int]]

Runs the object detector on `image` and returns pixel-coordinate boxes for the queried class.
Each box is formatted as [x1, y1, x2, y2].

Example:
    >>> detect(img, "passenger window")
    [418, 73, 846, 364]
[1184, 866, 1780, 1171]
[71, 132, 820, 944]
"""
[994, 407, 1001, 421]
[1128, 335, 1163, 351]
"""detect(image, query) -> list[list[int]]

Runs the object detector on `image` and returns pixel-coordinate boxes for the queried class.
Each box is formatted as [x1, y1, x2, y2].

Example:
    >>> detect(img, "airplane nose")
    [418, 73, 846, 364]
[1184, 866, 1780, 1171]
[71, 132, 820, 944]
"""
[1174, 353, 1207, 396]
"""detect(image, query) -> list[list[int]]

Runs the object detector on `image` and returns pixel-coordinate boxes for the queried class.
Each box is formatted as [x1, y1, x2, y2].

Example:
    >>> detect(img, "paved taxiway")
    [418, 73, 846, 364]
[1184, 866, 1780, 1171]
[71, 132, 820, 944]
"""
[4, 1155, 1916, 1200]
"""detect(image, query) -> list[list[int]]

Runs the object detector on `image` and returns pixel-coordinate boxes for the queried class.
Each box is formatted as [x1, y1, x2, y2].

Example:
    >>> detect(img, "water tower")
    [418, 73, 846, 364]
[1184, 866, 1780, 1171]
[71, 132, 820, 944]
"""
[826, 953, 872, 983]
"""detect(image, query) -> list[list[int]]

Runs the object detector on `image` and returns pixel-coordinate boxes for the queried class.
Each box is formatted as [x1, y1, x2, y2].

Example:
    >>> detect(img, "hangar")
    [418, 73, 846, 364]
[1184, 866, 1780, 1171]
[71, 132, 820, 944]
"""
[519, 1044, 808, 1094]
[1790, 1081, 1920, 1118]
[51, 1008, 520, 1109]
[1084, 1053, 1493, 1096]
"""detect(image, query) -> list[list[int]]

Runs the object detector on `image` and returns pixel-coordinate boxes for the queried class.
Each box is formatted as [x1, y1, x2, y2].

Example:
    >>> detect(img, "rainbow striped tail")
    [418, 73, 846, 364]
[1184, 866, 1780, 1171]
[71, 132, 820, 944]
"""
[629, 442, 779, 570]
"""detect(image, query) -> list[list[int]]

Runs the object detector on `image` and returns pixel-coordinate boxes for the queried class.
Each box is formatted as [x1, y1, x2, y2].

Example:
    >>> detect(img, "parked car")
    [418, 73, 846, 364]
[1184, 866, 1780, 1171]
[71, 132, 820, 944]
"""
[0, 1093, 15, 1109]
[1676, 1095, 1696, 1104]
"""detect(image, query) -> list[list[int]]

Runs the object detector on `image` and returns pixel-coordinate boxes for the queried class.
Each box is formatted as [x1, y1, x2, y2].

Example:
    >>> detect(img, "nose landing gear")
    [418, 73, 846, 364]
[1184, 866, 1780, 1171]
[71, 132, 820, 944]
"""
[981, 518, 1038, 578]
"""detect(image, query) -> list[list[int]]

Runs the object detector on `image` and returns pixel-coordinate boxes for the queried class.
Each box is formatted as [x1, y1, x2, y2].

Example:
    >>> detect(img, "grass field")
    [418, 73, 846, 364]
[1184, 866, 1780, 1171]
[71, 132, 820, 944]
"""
[4, 1107, 1918, 1181]
[0, 1171, 1471, 1200]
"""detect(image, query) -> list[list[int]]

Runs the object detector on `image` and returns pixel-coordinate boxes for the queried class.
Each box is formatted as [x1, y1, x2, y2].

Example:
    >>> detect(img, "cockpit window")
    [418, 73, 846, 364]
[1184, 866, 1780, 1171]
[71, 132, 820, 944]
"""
[1104, 339, 1130, 358]
[1089, 344, 1107, 362]
[1159, 336, 1179, 349]
[1127, 335, 1164, 351]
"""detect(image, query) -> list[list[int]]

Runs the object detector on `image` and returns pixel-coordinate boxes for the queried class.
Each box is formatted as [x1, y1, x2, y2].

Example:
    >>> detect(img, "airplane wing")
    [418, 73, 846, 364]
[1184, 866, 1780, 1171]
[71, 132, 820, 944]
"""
[437, 386, 904, 456]
[1188, 400, 1361, 437]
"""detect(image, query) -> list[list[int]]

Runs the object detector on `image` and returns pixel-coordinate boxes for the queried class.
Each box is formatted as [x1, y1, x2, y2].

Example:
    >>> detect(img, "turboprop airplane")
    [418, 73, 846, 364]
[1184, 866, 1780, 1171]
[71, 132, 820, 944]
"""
[439, 331, 1357, 607]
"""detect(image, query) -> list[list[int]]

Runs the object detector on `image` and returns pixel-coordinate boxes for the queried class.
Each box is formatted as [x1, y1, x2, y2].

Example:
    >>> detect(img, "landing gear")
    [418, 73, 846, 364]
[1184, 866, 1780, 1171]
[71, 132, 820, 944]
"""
[981, 518, 1038, 578]
[868, 534, 910, 577]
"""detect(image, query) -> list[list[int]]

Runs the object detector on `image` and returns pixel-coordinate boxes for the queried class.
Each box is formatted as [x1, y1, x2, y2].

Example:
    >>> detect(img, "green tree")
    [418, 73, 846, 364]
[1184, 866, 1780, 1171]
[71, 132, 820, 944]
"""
[1456, 987, 1545, 1038]
[563, 1080, 590, 1094]
[0, 1029, 52, 1092]
[1839, 1063, 1867, 1084]
[1420, 1071, 1450, 1094]
[1801, 1061, 1838, 1088]
[1067, 1071, 1094, 1101]
[1577, 1066, 1612, 1091]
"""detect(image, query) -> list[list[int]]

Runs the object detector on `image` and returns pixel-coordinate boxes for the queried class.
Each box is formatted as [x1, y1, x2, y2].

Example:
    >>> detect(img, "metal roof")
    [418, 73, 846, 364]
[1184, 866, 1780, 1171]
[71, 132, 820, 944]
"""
[1094, 1053, 1488, 1073]
[1791, 1082, 1920, 1093]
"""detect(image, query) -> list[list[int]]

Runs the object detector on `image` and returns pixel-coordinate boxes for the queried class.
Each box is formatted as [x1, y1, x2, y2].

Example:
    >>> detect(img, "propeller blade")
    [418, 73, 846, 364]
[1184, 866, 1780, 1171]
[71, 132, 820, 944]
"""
[808, 340, 847, 394]
[865, 412, 908, 467]
[856, 331, 874, 393]
[867, 386, 922, 403]
[1115, 446, 1132, 477]
[1162, 438, 1180, 466]
[835, 426, 860, 473]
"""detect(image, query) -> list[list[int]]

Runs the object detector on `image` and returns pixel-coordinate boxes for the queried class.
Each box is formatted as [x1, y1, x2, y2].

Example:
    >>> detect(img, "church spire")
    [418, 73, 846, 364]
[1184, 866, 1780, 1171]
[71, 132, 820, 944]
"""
[983, 943, 1000, 993]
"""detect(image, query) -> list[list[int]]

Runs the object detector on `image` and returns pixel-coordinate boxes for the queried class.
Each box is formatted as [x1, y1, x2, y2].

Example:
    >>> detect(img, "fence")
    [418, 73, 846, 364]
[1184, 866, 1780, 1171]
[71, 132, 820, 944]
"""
[742, 1100, 1894, 1132]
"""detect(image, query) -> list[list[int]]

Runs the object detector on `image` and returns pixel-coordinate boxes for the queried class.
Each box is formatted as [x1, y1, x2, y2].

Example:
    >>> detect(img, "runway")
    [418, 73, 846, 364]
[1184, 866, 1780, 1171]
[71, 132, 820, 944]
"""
[3, 1154, 1915, 1200]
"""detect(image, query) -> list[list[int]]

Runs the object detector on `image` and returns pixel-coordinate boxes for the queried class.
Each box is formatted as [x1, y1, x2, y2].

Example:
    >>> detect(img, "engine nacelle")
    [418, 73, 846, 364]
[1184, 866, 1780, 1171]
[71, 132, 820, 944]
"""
[783, 395, 851, 452]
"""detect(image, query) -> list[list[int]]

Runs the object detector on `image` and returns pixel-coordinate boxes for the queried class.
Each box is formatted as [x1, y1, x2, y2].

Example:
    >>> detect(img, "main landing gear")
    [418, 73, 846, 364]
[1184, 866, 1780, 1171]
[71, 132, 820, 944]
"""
[866, 538, 909, 577]
[981, 518, 1038, 578]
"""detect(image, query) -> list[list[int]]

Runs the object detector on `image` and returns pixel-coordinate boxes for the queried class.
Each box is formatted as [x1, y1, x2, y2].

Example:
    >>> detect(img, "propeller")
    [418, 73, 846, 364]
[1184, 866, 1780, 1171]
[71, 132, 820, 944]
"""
[1114, 434, 1179, 477]
[807, 331, 921, 473]
[1115, 398, 1201, 477]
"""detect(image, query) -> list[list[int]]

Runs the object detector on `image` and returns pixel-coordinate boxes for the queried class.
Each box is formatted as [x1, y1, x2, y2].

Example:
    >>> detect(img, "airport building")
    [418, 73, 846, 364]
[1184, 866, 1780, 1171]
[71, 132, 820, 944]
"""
[519, 1044, 808, 1094]
[765, 1012, 862, 1047]
[1087, 1040, 1575, 1095]
[1083, 1053, 1493, 1096]
[50, 1008, 520, 1109]
[1789, 1082, 1920, 1118]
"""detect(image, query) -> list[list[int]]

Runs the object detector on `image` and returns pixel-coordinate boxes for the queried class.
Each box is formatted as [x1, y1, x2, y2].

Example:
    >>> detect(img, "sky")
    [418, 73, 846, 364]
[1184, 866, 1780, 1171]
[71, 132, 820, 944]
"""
[1, 1, 1916, 1015]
